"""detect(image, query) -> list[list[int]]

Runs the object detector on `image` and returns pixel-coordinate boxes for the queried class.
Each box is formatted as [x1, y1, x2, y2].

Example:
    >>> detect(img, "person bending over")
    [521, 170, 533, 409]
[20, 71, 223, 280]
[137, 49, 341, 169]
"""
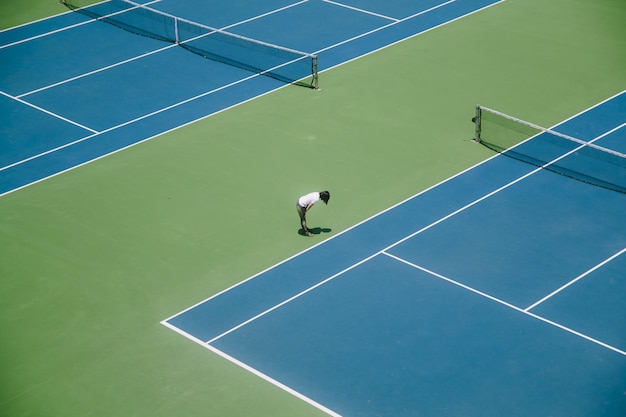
[296, 191, 330, 236]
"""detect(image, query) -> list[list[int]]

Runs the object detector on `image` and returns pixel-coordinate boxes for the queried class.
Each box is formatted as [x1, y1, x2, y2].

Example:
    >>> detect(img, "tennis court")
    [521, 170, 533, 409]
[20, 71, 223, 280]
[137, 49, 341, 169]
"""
[1, 0, 625, 416]
[0, 0, 500, 195]
[164, 92, 626, 416]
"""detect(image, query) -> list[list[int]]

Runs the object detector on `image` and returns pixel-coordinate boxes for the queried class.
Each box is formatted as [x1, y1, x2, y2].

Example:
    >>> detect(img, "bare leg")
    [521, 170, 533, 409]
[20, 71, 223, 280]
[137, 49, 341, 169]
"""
[296, 205, 312, 236]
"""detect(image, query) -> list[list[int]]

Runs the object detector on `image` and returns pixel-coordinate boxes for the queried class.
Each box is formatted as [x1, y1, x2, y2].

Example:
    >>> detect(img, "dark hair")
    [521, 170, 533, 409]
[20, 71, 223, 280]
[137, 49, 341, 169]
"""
[320, 191, 330, 204]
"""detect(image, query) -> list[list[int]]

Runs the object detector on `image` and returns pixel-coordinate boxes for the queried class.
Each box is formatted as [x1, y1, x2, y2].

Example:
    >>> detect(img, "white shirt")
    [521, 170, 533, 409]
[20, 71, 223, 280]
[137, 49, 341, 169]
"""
[298, 192, 320, 208]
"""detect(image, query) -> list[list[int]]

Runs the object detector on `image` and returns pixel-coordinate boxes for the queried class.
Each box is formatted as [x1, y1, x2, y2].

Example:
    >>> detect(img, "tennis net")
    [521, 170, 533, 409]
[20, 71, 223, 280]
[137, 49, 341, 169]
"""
[472, 105, 626, 194]
[62, 0, 319, 89]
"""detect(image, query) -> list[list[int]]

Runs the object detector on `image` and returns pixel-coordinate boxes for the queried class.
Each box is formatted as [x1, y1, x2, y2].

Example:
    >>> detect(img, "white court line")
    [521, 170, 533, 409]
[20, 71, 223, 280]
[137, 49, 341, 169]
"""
[0, 7, 74, 34]
[314, 0, 456, 55]
[0, 72, 287, 197]
[17, 43, 177, 98]
[0, 0, 164, 50]
[322, 0, 400, 22]
[162, 312, 344, 415]
[0, 71, 261, 173]
[219, 0, 310, 31]
[0, 90, 98, 133]
[525, 247, 626, 312]
[382, 252, 626, 357]
[205, 344, 343, 417]
[1, 46, 315, 174]
[0, 20, 92, 50]
[160, 314, 343, 417]
[205, 253, 380, 344]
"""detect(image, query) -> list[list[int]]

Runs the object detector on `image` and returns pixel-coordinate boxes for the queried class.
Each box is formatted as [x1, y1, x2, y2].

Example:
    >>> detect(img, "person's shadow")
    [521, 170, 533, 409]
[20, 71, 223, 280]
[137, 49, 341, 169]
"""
[298, 227, 332, 236]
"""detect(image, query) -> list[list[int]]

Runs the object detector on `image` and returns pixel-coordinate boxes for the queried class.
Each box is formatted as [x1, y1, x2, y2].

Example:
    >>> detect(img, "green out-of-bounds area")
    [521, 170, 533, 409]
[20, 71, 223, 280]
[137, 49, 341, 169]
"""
[1, 0, 625, 416]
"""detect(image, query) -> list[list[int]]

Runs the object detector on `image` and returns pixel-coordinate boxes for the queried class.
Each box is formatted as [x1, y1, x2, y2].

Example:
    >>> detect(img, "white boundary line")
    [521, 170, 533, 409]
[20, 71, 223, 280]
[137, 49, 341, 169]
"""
[16, 43, 177, 98]
[0, 71, 269, 186]
[0, 8, 73, 34]
[206, 254, 380, 344]
[525, 247, 626, 312]
[322, 0, 400, 22]
[314, 0, 456, 55]
[382, 252, 626, 357]
[0, 20, 93, 50]
[160, 319, 343, 417]
[203, 344, 343, 417]
[0, 0, 164, 50]
[312, 0, 500, 64]
[219, 0, 310, 31]
[0, 90, 98, 133]
[0, 71, 262, 175]
[0, 0, 165, 35]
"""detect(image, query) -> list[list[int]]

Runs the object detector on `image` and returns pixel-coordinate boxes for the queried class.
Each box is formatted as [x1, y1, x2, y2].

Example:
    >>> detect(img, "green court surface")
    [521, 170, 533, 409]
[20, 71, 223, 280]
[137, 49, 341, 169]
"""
[1, 1, 625, 416]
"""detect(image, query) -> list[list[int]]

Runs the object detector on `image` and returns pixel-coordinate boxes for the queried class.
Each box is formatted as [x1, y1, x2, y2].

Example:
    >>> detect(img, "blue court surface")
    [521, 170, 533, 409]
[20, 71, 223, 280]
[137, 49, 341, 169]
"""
[164, 92, 626, 416]
[0, 0, 501, 195]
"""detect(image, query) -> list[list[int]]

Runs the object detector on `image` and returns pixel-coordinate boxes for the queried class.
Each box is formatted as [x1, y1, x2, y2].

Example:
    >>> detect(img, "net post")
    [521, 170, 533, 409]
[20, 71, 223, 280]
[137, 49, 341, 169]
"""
[174, 17, 179, 44]
[472, 105, 482, 142]
[311, 55, 319, 90]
